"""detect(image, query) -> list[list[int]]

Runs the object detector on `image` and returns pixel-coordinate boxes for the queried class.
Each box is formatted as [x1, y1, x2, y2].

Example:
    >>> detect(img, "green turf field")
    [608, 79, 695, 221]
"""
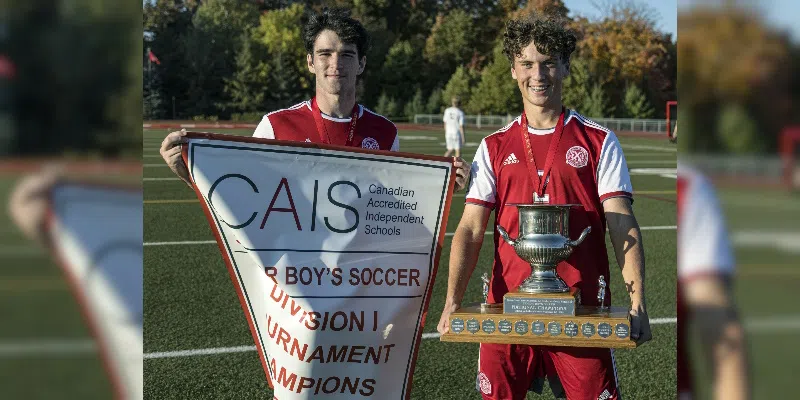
[0, 176, 112, 399]
[142, 126, 678, 399]
[2, 125, 795, 398]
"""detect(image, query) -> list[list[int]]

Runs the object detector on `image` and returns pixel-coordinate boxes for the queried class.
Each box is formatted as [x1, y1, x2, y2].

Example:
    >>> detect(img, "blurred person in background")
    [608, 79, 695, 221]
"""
[159, 7, 469, 191]
[443, 96, 465, 157]
[678, 163, 750, 400]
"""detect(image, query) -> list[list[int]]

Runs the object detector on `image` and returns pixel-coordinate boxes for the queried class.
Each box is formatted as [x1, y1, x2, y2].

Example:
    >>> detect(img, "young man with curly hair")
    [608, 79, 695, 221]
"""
[438, 14, 651, 400]
[160, 8, 468, 190]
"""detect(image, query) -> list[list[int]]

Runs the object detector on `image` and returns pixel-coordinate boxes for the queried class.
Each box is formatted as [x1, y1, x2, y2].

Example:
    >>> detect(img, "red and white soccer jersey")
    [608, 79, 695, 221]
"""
[467, 110, 632, 400]
[677, 164, 735, 399]
[253, 99, 400, 151]
[466, 110, 633, 305]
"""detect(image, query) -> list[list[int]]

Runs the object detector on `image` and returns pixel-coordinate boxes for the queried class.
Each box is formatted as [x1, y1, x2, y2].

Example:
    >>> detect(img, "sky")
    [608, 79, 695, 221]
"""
[564, 0, 678, 39]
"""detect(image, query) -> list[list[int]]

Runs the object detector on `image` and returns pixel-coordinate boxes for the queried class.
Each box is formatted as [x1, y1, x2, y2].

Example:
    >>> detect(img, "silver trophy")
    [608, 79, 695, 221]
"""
[497, 204, 591, 293]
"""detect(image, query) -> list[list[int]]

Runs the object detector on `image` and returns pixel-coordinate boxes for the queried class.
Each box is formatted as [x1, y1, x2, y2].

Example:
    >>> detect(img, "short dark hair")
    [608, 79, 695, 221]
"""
[502, 14, 577, 65]
[303, 8, 370, 59]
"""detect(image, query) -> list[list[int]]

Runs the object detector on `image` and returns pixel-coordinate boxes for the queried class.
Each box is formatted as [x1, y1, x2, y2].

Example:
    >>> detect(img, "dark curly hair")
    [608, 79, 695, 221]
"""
[303, 8, 370, 59]
[502, 14, 577, 65]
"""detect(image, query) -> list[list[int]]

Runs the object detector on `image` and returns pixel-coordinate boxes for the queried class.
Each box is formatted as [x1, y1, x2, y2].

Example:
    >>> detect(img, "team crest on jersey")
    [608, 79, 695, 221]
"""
[361, 137, 380, 149]
[477, 372, 492, 395]
[566, 145, 589, 168]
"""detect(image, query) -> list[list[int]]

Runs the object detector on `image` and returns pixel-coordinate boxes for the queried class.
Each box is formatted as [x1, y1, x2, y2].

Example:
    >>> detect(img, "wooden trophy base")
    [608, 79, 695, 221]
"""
[440, 288, 637, 348]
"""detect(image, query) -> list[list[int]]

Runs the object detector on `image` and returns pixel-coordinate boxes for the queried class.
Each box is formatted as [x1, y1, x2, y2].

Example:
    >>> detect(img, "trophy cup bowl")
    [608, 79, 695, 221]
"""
[497, 204, 591, 294]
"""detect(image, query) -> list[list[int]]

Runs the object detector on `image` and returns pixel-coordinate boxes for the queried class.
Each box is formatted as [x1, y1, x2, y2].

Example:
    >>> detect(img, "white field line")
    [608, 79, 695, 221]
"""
[0, 339, 96, 357]
[140, 315, 800, 360]
[6, 314, 800, 358]
[143, 226, 677, 247]
[143, 318, 680, 360]
[733, 231, 800, 254]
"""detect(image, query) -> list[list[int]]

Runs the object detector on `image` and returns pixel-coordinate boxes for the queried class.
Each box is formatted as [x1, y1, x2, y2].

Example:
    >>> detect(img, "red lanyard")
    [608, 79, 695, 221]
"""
[310, 97, 359, 146]
[520, 107, 566, 201]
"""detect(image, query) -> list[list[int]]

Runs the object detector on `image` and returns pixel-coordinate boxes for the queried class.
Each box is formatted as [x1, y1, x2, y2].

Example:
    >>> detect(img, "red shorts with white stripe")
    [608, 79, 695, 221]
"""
[476, 343, 621, 400]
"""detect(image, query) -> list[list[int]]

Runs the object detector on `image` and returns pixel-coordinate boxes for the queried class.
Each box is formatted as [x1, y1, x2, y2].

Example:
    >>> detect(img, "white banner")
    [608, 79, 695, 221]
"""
[184, 133, 455, 399]
[45, 182, 143, 399]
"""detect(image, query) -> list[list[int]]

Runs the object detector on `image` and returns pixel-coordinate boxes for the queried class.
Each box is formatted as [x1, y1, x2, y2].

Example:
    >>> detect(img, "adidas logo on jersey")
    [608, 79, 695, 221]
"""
[598, 389, 611, 400]
[503, 153, 519, 166]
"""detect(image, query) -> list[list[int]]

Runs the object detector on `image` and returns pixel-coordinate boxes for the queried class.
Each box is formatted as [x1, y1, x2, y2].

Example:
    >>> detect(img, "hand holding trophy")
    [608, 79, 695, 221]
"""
[440, 203, 637, 348]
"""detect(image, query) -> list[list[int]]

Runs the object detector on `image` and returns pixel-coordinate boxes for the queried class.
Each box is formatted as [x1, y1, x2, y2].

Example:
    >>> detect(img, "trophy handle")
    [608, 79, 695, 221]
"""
[566, 226, 592, 248]
[496, 225, 517, 246]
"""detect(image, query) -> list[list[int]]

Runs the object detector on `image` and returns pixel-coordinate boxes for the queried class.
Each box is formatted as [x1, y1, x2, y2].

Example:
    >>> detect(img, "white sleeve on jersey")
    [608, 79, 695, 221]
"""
[679, 172, 735, 279]
[596, 130, 633, 201]
[465, 139, 497, 207]
[458, 110, 464, 126]
[253, 115, 275, 139]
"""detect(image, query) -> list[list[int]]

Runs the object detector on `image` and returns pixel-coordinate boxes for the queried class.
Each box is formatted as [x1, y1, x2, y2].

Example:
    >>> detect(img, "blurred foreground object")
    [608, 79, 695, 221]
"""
[678, 163, 750, 400]
[6, 164, 142, 399]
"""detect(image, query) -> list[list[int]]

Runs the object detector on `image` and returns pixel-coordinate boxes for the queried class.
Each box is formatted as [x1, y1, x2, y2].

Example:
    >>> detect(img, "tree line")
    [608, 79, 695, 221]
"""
[143, 0, 676, 123]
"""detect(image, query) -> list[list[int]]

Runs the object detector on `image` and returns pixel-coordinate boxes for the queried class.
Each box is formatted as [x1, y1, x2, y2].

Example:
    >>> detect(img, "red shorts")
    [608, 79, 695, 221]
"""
[476, 343, 621, 400]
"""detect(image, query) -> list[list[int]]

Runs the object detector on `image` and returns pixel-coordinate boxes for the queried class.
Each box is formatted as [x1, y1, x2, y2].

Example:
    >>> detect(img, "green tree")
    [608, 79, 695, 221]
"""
[442, 66, 480, 113]
[467, 42, 519, 115]
[252, 3, 308, 91]
[224, 3, 310, 114]
[375, 92, 400, 118]
[380, 40, 424, 106]
[562, 57, 592, 113]
[583, 83, 615, 118]
[622, 84, 655, 118]
[426, 87, 444, 114]
[404, 88, 427, 121]
[223, 33, 269, 114]
[423, 9, 479, 89]
[186, 0, 259, 117]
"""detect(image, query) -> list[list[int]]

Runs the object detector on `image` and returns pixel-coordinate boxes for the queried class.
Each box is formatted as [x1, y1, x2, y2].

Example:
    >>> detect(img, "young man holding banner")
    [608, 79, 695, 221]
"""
[156, 7, 468, 399]
[159, 8, 468, 191]
[437, 14, 651, 400]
